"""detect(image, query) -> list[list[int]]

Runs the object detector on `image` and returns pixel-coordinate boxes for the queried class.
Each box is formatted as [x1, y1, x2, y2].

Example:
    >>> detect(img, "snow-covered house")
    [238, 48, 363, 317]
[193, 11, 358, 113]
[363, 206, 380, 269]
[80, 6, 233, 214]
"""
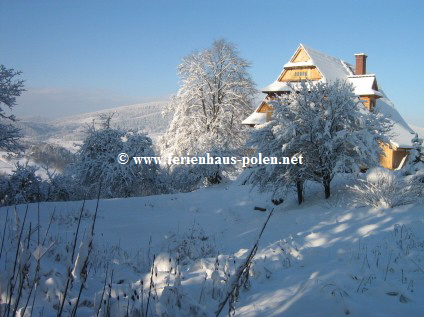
[242, 44, 415, 170]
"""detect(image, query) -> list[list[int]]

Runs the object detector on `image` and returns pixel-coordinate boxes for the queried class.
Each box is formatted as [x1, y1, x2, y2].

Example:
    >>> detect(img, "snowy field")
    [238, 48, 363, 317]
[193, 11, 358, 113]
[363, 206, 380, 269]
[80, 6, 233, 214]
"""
[1, 178, 424, 316]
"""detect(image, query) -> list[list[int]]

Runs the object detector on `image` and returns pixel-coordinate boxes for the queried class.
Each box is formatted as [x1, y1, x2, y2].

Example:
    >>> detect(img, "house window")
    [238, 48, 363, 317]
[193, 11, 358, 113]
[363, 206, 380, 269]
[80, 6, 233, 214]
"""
[294, 71, 307, 77]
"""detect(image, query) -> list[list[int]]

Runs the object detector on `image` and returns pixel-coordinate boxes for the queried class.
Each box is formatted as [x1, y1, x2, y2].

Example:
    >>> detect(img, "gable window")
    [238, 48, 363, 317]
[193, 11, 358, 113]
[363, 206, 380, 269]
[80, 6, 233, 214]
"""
[294, 71, 307, 77]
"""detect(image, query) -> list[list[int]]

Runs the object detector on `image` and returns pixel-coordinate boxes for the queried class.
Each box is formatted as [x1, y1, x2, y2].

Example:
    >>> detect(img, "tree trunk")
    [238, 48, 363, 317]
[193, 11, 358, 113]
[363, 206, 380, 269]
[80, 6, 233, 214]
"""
[208, 171, 222, 184]
[296, 180, 303, 205]
[323, 175, 331, 199]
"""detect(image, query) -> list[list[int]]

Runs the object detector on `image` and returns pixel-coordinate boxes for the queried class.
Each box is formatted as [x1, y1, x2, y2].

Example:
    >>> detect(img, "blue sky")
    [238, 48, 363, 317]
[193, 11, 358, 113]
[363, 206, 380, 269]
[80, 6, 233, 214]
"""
[1, 0, 423, 126]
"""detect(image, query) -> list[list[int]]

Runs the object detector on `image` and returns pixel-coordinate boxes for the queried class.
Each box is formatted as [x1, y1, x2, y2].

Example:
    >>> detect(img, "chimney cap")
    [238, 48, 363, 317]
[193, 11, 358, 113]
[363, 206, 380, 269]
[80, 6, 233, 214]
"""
[355, 53, 367, 56]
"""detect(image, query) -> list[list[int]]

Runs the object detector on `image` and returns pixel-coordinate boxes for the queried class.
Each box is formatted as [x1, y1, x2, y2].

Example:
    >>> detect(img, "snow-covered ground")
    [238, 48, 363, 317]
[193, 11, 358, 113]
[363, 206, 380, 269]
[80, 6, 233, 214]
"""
[1, 179, 424, 316]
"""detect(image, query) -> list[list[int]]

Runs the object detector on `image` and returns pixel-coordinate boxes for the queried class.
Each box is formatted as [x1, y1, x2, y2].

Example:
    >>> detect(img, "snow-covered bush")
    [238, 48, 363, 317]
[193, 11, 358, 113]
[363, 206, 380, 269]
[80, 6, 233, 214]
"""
[405, 134, 424, 175]
[70, 126, 168, 199]
[410, 169, 424, 189]
[0, 162, 46, 206]
[165, 222, 215, 265]
[46, 172, 85, 201]
[157, 285, 209, 317]
[351, 167, 421, 208]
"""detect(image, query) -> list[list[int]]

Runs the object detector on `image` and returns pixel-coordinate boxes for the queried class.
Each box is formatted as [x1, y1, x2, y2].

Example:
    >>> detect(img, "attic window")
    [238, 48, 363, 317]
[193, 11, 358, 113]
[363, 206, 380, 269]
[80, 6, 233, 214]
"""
[294, 71, 307, 77]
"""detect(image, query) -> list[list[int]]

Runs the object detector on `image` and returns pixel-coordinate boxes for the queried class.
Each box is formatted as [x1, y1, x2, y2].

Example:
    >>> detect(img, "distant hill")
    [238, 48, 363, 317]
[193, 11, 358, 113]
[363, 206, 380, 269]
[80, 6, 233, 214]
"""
[17, 101, 171, 150]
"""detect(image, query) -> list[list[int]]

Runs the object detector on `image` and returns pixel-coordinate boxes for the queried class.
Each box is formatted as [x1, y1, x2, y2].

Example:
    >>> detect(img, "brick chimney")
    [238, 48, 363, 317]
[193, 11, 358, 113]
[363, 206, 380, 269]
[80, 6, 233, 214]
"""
[354, 53, 367, 75]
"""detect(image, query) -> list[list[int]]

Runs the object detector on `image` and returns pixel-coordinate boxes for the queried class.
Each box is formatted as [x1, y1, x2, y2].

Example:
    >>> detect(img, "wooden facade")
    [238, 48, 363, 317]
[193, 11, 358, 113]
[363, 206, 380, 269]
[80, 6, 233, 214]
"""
[278, 67, 322, 82]
[360, 96, 377, 111]
[292, 48, 310, 62]
[380, 143, 409, 170]
[257, 101, 274, 121]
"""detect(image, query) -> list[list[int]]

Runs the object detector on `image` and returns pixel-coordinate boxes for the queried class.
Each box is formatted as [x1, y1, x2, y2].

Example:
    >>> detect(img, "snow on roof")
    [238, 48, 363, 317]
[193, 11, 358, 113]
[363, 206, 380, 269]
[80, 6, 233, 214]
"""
[261, 81, 293, 93]
[283, 61, 314, 68]
[263, 44, 354, 92]
[300, 44, 354, 82]
[376, 90, 415, 148]
[348, 75, 383, 97]
[242, 111, 267, 125]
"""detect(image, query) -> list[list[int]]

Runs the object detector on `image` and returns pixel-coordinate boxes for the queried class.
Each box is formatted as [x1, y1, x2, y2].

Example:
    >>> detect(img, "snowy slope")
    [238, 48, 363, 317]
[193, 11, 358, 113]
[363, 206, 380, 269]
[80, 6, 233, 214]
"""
[411, 125, 424, 139]
[2, 181, 424, 316]
[17, 101, 171, 149]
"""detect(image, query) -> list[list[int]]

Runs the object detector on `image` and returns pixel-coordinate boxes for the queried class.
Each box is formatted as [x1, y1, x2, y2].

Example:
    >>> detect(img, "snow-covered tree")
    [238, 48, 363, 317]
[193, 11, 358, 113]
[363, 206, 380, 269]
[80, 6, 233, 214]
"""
[160, 39, 256, 189]
[71, 123, 166, 199]
[0, 65, 25, 153]
[0, 162, 45, 205]
[248, 122, 311, 204]
[249, 80, 391, 202]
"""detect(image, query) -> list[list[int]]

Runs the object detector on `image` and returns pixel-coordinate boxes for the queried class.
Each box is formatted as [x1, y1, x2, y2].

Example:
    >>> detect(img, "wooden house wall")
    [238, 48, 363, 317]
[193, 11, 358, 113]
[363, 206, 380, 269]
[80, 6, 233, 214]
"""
[292, 49, 310, 62]
[278, 67, 322, 82]
[379, 143, 410, 169]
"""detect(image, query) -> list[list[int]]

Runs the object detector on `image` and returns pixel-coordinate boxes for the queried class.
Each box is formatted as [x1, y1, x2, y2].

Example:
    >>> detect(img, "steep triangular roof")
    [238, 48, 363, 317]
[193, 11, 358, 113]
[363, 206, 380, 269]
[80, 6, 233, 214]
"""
[271, 44, 354, 86]
[299, 44, 354, 82]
